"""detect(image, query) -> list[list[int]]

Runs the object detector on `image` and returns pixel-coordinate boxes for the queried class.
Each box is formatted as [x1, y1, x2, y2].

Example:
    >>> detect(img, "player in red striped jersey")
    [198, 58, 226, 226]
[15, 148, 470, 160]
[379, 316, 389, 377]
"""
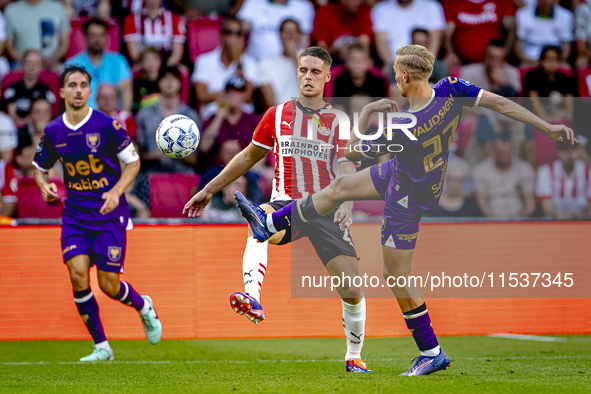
[184, 47, 371, 373]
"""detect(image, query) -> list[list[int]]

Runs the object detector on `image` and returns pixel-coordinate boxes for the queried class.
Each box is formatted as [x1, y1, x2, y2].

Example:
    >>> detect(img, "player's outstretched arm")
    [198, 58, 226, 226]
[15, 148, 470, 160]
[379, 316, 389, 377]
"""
[183, 143, 269, 218]
[479, 91, 578, 144]
[100, 159, 141, 215]
[333, 161, 357, 230]
[33, 168, 58, 203]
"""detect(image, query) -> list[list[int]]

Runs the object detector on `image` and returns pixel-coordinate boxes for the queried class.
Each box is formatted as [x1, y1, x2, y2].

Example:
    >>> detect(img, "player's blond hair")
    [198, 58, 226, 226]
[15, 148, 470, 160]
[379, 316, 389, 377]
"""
[395, 45, 435, 81]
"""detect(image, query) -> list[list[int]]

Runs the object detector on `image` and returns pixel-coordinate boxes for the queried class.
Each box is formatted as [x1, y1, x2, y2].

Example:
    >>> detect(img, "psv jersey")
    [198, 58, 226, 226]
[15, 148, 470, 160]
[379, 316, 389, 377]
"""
[252, 100, 349, 201]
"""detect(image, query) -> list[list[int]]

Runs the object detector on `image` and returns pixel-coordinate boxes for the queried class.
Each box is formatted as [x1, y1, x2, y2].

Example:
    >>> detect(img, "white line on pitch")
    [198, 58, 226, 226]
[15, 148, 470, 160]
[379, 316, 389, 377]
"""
[488, 333, 567, 342]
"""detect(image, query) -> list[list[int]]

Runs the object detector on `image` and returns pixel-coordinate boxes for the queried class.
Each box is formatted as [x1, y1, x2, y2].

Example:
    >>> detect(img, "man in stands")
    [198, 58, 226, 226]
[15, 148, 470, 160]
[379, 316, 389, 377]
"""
[97, 84, 137, 140]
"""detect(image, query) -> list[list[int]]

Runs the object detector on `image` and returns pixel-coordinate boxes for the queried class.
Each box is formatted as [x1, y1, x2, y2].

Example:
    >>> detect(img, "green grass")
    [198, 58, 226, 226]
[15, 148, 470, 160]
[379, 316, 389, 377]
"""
[0, 336, 590, 393]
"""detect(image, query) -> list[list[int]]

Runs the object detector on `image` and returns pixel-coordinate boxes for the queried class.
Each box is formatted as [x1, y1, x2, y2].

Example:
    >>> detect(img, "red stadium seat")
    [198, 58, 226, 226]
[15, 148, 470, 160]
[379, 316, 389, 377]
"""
[1, 70, 61, 116]
[149, 173, 200, 218]
[132, 64, 190, 104]
[353, 200, 385, 217]
[187, 17, 222, 63]
[578, 67, 591, 97]
[17, 177, 66, 218]
[65, 17, 121, 60]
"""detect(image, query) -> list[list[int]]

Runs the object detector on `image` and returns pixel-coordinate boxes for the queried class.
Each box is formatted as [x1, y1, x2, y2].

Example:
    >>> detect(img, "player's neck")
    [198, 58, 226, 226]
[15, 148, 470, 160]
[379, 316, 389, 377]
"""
[406, 82, 433, 110]
[65, 106, 90, 127]
[297, 96, 325, 110]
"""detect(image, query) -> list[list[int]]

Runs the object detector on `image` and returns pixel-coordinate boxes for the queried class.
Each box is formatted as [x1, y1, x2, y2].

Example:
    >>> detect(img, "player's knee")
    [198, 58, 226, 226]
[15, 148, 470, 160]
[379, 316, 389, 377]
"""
[98, 277, 119, 298]
[69, 270, 89, 291]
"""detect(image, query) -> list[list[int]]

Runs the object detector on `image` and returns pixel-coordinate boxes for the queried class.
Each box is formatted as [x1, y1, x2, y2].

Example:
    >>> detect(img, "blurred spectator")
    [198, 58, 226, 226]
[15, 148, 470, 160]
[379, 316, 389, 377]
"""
[524, 46, 576, 122]
[192, 17, 272, 119]
[0, 158, 17, 217]
[96, 84, 138, 140]
[136, 66, 199, 172]
[536, 138, 591, 219]
[516, 0, 573, 66]
[333, 43, 387, 98]
[123, 0, 186, 66]
[65, 18, 133, 112]
[5, 0, 71, 68]
[443, 0, 516, 67]
[474, 131, 536, 218]
[430, 159, 481, 217]
[125, 179, 151, 218]
[198, 75, 262, 172]
[63, 0, 111, 19]
[200, 176, 248, 222]
[4, 50, 56, 126]
[575, 0, 591, 69]
[133, 47, 162, 111]
[259, 19, 301, 105]
[171, 0, 234, 19]
[15, 97, 52, 157]
[312, 0, 372, 64]
[411, 28, 447, 83]
[0, 10, 11, 80]
[372, 0, 445, 79]
[238, 0, 314, 59]
[0, 109, 17, 163]
[460, 39, 521, 97]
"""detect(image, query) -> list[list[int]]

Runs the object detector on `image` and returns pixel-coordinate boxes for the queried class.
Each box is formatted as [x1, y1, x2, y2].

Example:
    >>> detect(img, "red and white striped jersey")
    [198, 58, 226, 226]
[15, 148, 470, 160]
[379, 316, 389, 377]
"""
[123, 8, 186, 52]
[536, 159, 591, 213]
[0, 160, 17, 204]
[251, 100, 350, 201]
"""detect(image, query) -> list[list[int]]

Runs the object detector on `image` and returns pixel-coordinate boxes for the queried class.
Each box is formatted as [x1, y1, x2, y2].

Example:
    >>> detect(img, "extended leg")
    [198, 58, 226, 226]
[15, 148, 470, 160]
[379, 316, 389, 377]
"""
[66, 255, 113, 361]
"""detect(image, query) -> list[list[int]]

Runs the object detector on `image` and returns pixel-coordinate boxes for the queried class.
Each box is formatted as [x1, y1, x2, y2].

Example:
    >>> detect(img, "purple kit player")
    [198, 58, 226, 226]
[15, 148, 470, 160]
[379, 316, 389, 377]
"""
[229, 45, 577, 376]
[33, 65, 162, 361]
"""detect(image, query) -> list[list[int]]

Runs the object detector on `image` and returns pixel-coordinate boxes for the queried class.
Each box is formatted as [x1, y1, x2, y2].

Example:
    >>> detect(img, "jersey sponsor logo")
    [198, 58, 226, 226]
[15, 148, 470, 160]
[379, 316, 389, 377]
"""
[86, 133, 101, 152]
[63, 154, 109, 192]
[277, 136, 331, 160]
[108, 246, 122, 262]
[396, 232, 418, 242]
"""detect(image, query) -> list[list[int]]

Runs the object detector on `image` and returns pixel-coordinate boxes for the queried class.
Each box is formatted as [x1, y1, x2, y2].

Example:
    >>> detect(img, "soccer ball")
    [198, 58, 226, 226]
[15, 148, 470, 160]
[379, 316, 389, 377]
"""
[156, 115, 200, 159]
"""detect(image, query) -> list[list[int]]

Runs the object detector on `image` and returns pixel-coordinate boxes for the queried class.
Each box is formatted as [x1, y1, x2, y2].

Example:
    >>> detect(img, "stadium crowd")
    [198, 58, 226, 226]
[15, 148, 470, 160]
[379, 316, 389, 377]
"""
[0, 0, 590, 221]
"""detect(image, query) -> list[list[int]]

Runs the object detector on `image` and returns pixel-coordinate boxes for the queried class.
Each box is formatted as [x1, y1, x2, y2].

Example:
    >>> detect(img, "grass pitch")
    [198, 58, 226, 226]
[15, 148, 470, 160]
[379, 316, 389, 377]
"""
[0, 336, 589, 393]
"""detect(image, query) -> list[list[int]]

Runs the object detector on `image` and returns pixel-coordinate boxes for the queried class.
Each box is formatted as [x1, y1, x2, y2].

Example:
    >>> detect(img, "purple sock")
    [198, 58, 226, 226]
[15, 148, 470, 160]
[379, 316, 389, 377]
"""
[271, 196, 320, 232]
[110, 281, 145, 311]
[74, 288, 106, 344]
[271, 201, 297, 231]
[403, 303, 439, 352]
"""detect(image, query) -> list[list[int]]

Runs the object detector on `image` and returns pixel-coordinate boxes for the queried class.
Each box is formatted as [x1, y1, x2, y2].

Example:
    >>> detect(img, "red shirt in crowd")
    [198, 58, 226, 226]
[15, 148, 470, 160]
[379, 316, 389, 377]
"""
[0, 160, 17, 206]
[444, 0, 516, 63]
[123, 7, 186, 53]
[312, 1, 372, 49]
[113, 110, 138, 141]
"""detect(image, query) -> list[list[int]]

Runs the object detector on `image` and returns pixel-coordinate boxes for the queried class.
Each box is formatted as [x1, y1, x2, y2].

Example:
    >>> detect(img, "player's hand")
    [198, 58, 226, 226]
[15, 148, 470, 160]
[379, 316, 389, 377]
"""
[41, 183, 58, 203]
[183, 189, 212, 218]
[367, 98, 399, 114]
[100, 190, 120, 215]
[546, 124, 578, 144]
[334, 202, 353, 231]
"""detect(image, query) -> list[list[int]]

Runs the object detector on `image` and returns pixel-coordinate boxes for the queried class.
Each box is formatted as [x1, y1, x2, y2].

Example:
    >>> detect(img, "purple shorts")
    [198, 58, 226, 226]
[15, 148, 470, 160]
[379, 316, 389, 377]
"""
[61, 221, 127, 273]
[370, 161, 421, 250]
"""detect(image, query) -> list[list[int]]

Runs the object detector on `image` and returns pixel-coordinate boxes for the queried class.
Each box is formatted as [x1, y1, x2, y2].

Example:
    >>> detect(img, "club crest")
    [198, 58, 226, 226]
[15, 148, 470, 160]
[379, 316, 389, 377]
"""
[86, 133, 100, 152]
[108, 246, 122, 262]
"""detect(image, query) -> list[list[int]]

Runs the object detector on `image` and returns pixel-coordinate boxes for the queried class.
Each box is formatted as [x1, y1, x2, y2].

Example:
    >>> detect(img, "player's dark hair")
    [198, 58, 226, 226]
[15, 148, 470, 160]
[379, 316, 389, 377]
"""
[540, 45, 562, 61]
[83, 17, 109, 35]
[279, 18, 300, 34]
[298, 46, 332, 69]
[61, 64, 92, 88]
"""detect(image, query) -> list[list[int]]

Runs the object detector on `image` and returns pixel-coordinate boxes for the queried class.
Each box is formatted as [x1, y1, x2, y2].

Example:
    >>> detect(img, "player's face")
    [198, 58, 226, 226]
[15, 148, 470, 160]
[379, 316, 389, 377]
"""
[60, 72, 91, 111]
[298, 56, 330, 98]
[393, 59, 408, 97]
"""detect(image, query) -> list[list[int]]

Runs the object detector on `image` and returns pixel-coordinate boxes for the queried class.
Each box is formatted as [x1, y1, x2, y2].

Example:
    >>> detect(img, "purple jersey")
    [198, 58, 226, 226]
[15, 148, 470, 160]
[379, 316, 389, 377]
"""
[33, 108, 133, 228]
[367, 77, 483, 215]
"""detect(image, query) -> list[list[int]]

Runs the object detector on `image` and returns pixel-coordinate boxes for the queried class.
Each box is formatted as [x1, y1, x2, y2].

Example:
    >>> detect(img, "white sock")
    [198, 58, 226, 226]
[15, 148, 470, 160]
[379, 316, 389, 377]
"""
[342, 297, 366, 361]
[421, 345, 441, 357]
[243, 236, 268, 302]
[139, 300, 150, 316]
[95, 340, 111, 351]
[266, 214, 277, 233]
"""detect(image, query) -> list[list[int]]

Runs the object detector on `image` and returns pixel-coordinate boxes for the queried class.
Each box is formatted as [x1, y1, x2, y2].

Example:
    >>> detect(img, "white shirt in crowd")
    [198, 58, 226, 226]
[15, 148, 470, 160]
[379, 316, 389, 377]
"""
[238, 0, 314, 59]
[516, 3, 574, 61]
[191, 47, 261, 119]
[0, 111, 17, 153]
[371, 0, 446, 61]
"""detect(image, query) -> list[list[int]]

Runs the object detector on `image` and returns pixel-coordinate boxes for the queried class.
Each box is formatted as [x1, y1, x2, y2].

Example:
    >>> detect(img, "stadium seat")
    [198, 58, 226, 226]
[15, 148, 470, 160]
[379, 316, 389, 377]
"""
[353, 200, 386, 217]
[16, 178, 66, 218]
[132, 64, 190, 104]
[578, 67, 591, 97]
[149, 173, 200, 218]
[65, 17, 121, 60]
[1, 70, 61, 115]
[187, 17, 222, 63]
